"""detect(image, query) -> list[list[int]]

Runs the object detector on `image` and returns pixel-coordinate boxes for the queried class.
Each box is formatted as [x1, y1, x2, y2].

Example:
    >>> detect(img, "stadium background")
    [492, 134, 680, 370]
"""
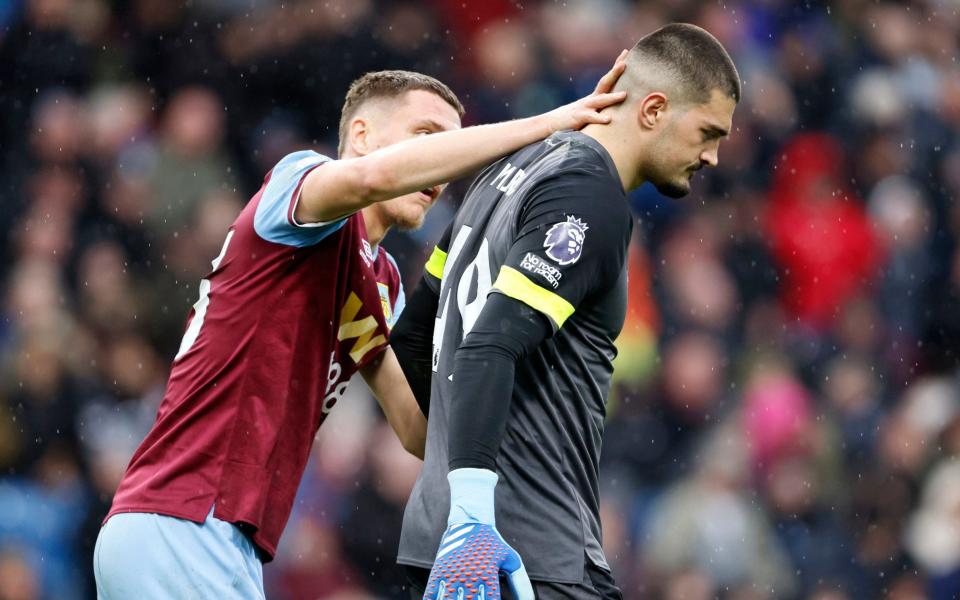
[2, 0, 960, 598]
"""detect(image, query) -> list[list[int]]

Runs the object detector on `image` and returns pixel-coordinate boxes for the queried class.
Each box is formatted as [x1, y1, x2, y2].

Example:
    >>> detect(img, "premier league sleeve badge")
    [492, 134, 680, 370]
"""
[544, 216, 589, 266]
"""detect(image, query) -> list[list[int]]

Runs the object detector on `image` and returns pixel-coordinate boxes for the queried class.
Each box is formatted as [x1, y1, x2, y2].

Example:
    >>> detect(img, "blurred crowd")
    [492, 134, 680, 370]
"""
[2, 0, 960, 599]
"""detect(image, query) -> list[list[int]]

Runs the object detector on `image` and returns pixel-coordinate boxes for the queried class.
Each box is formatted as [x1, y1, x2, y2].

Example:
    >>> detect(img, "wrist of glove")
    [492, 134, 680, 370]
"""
[423, 468, 534, 600]
[447, 467, 497, 526]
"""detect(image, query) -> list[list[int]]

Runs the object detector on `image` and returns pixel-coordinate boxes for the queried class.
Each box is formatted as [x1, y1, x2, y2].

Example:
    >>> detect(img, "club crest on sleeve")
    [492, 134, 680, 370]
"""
[544, 215, 589, 266]
[377, 282, 393, 328]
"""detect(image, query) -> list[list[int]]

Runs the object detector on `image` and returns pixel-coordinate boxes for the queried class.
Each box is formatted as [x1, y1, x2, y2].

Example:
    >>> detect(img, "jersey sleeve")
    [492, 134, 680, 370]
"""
[491, 172, 631, 331]
[253, 150, 346, 247]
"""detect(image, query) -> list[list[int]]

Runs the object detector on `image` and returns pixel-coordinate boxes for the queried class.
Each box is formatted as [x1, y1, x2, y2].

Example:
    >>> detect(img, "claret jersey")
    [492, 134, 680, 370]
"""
[398, 131, 633, 583]
[108, 150, 403, 560]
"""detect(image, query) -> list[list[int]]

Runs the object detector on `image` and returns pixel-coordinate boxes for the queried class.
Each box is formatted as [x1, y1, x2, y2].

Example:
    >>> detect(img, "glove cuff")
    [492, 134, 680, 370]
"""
[447, 468, 498, 526]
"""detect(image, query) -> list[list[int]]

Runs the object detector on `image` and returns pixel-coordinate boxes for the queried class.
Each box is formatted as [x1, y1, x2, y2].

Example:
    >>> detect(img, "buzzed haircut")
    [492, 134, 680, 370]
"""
[624, 23, 741, 105]
[338, 70, 465, 156]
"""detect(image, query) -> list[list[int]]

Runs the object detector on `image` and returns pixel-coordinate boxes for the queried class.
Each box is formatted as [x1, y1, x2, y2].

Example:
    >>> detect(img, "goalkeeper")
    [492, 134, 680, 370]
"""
[392, 23, 740, 600]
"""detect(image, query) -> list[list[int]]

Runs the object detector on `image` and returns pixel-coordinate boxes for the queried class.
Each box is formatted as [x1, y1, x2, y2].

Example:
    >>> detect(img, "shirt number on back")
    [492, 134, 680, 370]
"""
[432, 225, 493, 371]
[175, 230, 235, 361]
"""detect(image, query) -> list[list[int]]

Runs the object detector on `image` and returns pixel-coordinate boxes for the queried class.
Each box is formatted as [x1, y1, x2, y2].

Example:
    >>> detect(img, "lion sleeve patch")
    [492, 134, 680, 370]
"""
[543, 216, 589, 266]
[493, 165, 630, 329]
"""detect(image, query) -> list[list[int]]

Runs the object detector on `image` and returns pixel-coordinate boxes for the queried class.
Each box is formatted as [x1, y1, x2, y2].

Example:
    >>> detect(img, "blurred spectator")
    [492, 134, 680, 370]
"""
[906, 458, 960, 599]
[29, 91, 87, 166]
[657, 214, 740, 336]
[766, 133, 884, 331]
[610, 235, 660, 406]
[603, 330, 728, 488]
[925, 231, 960, 370]
[763, 454, 860, 595]
[643, 425, 798, 598]
[85, 84, 152, 166]
[341, 423, 422, 597]
[868, 176, 933, 378]
[465, 20, 544, 123]
[741, 359, 814, 474]
[821, 355, 884, 467]
[0, 547, 41, 600]
[146, 86, 237, 236]
[0, 445, 90, 599]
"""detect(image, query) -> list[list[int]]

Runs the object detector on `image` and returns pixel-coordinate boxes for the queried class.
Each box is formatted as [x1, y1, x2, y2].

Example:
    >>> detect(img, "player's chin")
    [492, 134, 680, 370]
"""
[655, 177, 691, 199]
[394, 206, 428, 231]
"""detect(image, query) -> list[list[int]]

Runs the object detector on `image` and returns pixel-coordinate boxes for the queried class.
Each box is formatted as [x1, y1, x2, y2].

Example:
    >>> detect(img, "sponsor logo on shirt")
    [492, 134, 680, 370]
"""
[323, 350, 348, 414]
[520, 252, 562, 289]
[544, 215, 588, 266]
[360, 239, 375, 267]
[338, 291, 386, 364]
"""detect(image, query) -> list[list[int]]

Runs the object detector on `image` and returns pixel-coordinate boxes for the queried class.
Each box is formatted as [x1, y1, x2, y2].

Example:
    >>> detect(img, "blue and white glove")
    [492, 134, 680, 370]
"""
[423, 468, 534, 600]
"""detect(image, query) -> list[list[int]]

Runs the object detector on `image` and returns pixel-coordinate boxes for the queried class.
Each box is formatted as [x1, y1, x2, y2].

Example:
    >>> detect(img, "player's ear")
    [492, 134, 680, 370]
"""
[638, 92, 668, 130]
[348, 117, 371, 156]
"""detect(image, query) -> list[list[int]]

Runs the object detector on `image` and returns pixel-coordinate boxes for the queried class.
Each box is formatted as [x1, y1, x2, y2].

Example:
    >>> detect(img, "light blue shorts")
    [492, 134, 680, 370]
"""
[94, 507, 264, 599]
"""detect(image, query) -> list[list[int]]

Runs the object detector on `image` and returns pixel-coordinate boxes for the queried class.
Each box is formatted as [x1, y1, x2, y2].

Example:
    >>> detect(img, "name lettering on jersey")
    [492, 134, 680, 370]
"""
[490, 162, 527, 195]
[338, 292, 386, 364]
[520, 252, 562, 289]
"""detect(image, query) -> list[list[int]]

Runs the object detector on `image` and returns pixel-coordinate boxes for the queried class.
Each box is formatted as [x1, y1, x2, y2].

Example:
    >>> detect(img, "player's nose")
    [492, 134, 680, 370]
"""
[700, 147, 718, 168]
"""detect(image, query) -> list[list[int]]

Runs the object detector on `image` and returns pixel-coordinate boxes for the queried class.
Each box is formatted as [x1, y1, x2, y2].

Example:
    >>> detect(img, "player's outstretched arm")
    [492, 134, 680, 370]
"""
[296, 53, 629, 223]
[360, 347, 427, 459]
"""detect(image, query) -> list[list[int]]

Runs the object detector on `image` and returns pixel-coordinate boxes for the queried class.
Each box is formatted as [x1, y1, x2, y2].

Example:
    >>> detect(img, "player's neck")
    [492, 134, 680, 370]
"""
[344, 149, 388, 249]
[580, 124, 644, 191]
[360, 205, 388, 248]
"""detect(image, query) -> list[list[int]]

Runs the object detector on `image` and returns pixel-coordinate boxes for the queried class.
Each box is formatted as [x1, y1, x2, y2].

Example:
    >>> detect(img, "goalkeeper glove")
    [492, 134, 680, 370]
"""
[422, 468, 534, 600]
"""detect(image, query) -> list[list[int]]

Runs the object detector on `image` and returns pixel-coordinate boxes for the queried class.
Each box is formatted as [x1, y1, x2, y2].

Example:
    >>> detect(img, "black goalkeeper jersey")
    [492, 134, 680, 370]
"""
[398, 131, 633, 583]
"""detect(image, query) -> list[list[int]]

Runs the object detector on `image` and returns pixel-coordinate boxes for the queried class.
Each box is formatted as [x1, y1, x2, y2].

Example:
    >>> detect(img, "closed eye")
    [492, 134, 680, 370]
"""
[702, 125, 729, 142]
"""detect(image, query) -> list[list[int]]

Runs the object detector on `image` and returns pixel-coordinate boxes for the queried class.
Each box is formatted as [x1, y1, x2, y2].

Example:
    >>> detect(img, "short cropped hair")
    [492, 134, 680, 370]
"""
[624, 23, 741, 105]
[338, 70, 465, 156]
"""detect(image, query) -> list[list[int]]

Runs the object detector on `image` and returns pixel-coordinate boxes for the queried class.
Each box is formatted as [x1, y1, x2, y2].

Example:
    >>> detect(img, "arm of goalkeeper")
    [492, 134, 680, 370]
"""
[422, 294, 551, 600]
